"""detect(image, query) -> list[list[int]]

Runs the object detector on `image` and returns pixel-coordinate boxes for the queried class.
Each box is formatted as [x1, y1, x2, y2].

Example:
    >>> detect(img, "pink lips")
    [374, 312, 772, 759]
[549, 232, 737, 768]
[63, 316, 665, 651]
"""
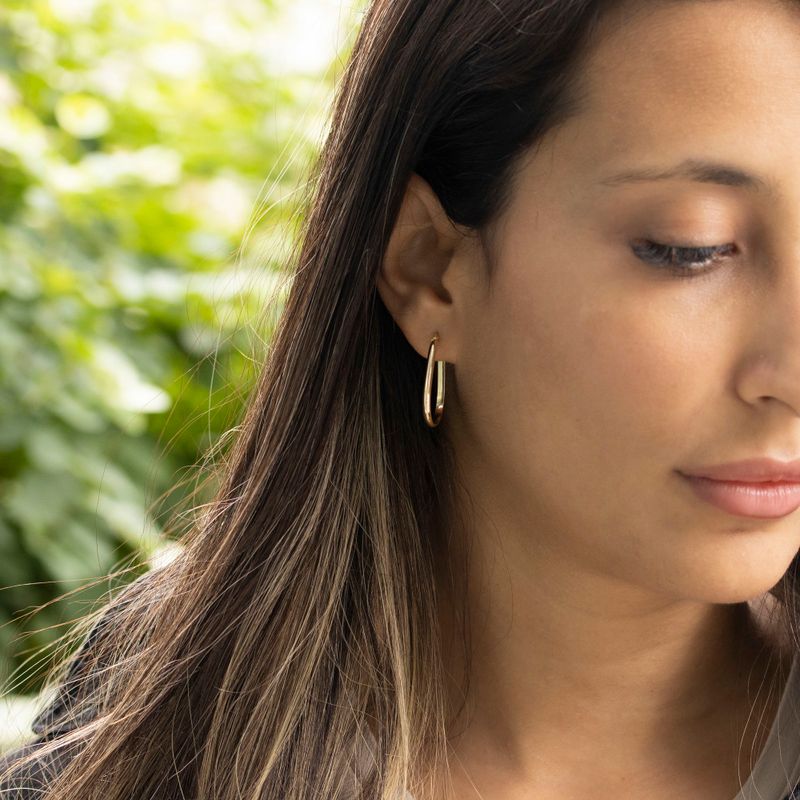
[678, 457, 800, 518]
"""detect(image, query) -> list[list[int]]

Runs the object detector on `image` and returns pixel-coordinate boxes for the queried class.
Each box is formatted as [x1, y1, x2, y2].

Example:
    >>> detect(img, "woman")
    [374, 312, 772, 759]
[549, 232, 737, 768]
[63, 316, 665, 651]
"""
[3, 0, 800, 797]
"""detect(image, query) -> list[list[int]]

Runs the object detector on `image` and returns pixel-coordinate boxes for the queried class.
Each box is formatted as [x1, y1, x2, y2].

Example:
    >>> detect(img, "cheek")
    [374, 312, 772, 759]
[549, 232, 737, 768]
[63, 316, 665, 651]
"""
[576, 297, 731, 444]
[560, 301, 708, 467]
[484, 273, 718, 489]
[501, 284, 679, 438]
[578, 305, 682, 422]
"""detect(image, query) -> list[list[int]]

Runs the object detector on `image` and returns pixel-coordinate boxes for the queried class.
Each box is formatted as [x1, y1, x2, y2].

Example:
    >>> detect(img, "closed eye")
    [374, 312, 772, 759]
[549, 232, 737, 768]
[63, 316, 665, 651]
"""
[631, 239, 738, 275]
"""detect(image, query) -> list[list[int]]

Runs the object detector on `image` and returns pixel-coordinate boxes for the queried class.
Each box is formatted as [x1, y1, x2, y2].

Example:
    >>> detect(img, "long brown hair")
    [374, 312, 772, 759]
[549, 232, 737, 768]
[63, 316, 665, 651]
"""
[3, 0, 800, 798]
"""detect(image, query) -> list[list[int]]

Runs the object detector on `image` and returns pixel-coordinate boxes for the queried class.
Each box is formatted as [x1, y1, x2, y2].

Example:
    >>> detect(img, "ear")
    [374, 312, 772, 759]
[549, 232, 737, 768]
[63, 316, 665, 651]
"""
[377, 173, 475, 364]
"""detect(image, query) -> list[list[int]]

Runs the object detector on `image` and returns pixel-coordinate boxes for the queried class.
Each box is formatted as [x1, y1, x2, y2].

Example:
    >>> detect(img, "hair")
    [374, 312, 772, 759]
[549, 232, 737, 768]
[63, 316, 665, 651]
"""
[3, 0, 800, 798]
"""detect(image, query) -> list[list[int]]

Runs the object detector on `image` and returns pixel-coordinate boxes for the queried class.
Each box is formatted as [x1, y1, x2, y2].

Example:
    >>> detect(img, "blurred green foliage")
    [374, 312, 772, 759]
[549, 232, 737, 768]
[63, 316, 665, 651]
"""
[0, 0, 351, 692]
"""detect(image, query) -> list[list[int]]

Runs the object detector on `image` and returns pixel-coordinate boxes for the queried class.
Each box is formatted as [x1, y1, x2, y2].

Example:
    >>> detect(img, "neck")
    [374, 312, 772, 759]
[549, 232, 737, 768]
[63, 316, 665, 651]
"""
[419, 543, 794, 800]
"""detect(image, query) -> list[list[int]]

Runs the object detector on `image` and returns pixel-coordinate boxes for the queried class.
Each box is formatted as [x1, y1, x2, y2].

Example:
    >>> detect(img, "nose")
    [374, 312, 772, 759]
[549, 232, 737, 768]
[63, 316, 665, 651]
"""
[738, 246, 800, 416]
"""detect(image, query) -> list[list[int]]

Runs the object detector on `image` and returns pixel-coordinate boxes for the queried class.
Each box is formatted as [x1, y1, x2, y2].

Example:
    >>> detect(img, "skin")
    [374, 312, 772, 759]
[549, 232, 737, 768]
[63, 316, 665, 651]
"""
[377, 0, 800, 798]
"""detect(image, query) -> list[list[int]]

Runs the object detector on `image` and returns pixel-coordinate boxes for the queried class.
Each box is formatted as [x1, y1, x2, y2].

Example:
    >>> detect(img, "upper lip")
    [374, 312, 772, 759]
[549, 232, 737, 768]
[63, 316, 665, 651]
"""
[680, 457, 800, 483]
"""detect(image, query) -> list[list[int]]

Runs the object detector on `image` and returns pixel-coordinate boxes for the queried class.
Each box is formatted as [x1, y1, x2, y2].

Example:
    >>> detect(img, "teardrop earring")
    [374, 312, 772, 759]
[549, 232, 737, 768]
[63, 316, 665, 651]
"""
[423, 333, 446, 428]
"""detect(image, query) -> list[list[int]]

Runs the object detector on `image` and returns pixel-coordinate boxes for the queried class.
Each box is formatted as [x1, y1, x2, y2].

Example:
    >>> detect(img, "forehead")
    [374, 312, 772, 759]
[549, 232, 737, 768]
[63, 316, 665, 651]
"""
[546, 0, 800, 184]
[580, 0, 800, 96]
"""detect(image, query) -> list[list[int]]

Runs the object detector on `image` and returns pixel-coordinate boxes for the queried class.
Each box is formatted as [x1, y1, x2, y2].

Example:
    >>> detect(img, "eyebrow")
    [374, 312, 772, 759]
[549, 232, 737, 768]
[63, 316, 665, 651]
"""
[596, 157, 778, 199]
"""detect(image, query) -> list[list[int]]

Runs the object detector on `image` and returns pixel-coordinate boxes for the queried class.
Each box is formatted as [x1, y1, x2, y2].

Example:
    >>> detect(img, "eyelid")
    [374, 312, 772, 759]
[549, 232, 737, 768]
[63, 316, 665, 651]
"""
[631, 235, 734, 251]
[643, 231, 733, 247]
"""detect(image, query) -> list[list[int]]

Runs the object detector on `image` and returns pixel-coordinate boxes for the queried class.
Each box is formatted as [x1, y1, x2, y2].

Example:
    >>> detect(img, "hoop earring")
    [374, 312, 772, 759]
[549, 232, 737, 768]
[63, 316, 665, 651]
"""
[423, 333, 446, 428]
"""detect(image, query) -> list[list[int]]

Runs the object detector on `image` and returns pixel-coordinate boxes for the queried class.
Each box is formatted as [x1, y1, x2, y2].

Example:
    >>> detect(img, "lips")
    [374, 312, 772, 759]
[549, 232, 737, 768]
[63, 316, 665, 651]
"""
[679, 474, 800, 518]
[677, 457, 800, 518]
[679, 457, 800, 483]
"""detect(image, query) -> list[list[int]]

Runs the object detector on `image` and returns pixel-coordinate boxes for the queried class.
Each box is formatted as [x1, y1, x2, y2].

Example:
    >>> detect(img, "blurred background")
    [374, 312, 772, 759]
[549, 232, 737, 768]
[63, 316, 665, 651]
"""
[0, 0, 363, 749]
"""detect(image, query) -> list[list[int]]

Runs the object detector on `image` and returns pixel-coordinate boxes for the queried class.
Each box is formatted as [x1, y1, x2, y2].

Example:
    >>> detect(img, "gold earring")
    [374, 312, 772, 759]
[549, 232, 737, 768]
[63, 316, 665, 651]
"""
[423, 333, 446, 428]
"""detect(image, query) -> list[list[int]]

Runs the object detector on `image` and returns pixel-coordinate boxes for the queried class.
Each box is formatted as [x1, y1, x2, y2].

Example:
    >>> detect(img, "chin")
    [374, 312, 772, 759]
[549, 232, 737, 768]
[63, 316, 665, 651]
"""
[673, 522, 799, 604]
[689, 569, 792, 607]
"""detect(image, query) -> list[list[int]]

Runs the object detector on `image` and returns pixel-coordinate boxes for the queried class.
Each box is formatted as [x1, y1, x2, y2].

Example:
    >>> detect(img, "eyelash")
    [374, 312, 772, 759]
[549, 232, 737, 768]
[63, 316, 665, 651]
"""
[631, 239, 738, 277]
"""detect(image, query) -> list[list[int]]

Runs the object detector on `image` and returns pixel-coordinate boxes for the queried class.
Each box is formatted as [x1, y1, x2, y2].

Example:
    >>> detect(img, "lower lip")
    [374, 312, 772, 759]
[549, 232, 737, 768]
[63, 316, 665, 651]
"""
[679, 473, 800, 518]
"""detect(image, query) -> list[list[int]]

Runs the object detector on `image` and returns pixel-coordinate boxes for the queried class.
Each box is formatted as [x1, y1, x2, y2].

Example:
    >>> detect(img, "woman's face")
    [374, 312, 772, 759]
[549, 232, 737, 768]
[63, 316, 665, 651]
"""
[437, 0, 800, 606]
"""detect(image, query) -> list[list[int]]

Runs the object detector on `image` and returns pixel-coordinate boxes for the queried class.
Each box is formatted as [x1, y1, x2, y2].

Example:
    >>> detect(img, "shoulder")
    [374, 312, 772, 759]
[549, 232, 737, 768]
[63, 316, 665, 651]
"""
[783, 783, 800, 800]
[0, 569, 159, 796]
[0, 737, 81, 798]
